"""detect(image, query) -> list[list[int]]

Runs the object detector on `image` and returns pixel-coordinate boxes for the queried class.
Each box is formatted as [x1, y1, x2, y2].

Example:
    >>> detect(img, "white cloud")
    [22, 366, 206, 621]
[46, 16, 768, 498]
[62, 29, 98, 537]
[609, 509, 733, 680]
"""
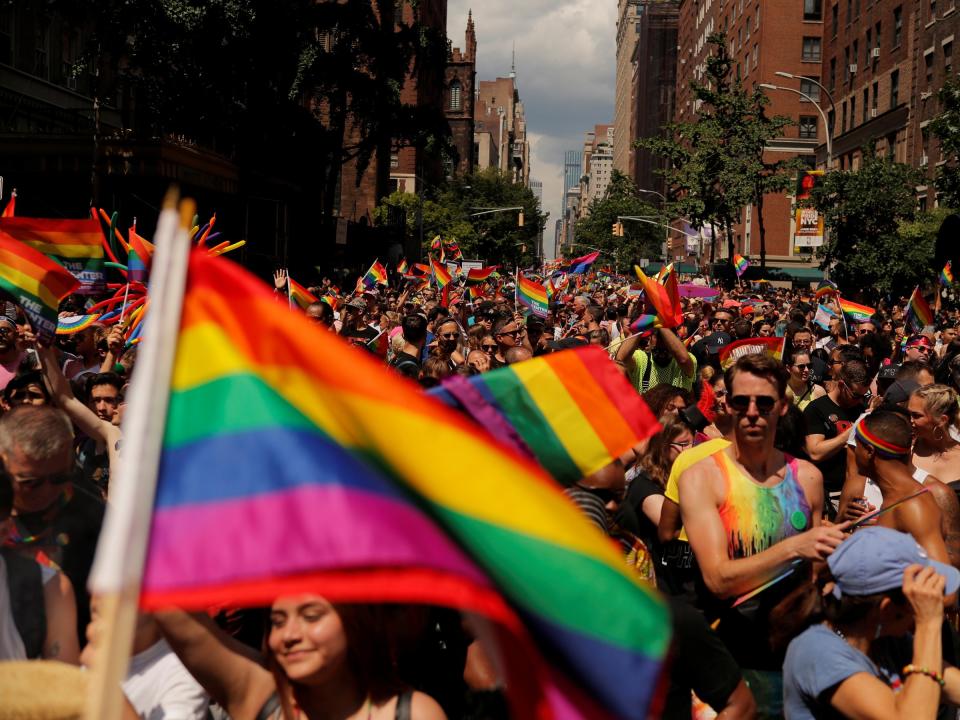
[447, 1, 616, 256]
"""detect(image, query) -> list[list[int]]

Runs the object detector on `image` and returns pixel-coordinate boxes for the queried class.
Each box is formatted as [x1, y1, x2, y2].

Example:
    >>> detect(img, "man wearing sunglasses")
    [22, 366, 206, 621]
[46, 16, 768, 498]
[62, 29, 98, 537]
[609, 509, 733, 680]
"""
[804, 359, 872, 513]
[677, 354, 843, 717]
[903, 334, 935, 362]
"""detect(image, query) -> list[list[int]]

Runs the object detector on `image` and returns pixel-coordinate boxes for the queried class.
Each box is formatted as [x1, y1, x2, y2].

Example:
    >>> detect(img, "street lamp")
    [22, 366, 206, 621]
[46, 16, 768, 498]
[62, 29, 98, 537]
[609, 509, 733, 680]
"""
[758, 83, 833, 168]
[635, 188, 669, 264]
[774, 71, 837, 119]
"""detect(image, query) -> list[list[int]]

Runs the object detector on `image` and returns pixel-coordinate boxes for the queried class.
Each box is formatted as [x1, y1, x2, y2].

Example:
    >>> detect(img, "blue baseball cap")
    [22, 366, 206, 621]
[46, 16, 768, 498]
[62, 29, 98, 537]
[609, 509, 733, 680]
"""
[828, 527, 960, 598]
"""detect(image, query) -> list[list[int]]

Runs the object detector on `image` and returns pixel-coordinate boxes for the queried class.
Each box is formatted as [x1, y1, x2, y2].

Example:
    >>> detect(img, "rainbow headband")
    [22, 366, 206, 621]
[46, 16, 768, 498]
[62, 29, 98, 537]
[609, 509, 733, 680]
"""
[856, 423, 910, 458]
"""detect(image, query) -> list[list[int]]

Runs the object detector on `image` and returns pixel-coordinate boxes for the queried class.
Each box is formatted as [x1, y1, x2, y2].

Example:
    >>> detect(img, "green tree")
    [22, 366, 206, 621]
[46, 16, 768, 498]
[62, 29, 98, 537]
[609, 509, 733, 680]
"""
[572, 172, 663, 271]
[640, 33, 797, 272]
[809, 151, 925, 295]
[373, 168, 547, 268]
[930, 75, 960, 209]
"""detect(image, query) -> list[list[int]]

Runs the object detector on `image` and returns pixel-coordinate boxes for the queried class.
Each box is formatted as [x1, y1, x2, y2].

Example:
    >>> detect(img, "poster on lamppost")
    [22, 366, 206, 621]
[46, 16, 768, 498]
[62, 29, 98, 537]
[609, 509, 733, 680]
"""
[793, 206, 824, 254]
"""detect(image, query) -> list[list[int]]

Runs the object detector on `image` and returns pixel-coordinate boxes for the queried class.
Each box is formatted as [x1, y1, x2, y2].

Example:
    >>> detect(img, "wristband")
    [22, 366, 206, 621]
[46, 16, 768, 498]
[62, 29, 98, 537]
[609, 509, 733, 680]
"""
[902, 664, 946, 688]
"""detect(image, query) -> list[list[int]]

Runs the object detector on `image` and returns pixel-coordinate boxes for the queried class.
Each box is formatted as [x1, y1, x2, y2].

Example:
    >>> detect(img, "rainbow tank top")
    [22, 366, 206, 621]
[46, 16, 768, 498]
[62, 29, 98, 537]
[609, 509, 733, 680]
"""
[715, 451, 811, 560]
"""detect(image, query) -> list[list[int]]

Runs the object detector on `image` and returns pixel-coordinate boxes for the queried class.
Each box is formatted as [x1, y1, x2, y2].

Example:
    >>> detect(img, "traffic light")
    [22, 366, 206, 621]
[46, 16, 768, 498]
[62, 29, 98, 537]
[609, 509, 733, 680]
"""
[795, 169, 825, 201]
[611, 222, 625, 237]
[518, 210, 524, 227]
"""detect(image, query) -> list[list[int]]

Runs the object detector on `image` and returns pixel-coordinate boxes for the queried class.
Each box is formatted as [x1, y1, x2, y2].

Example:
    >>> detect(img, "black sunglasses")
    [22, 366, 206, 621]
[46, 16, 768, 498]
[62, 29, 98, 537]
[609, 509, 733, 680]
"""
[728, 395, 777, 415]
[792, 362, 810, 370]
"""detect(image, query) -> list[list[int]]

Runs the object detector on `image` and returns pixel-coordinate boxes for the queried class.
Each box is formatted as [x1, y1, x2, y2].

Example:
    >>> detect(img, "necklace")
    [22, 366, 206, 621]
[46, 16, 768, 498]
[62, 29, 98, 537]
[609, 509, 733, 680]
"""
[828, 621, 845, 640]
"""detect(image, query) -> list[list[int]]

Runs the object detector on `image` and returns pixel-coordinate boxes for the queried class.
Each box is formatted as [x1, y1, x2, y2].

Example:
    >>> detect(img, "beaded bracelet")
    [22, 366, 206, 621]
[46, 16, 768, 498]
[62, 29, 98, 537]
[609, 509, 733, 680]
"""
[903, 664, 946, 688]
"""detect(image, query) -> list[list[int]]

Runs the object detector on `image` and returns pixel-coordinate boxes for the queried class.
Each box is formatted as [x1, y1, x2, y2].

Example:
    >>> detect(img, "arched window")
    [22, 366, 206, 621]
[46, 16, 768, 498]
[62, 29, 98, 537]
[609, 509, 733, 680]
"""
[449, 80, 462, 111]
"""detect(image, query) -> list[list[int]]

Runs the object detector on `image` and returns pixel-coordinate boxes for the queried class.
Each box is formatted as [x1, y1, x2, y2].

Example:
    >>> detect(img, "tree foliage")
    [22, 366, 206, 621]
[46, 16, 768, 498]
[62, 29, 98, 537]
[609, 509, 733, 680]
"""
[930, 75, 960, 209]
[573, 172, 663, 271]
[372, 168, 547, 268]
[639, 33, 799, 271]
[809, 151, 925, 295]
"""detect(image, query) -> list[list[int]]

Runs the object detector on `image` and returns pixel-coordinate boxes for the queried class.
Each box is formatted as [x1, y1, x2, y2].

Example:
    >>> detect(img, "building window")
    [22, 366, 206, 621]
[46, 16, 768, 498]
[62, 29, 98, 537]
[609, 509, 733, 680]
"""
[842, 101, 848, 132]
[804, 0, 823, 21]
[893, 6, 902, 48]
[828, 108, 836, 135]
[799, 115, 819, 138]
[844, 46, 851, 82]
[853, 40, 859, 69]
[449, 81, 462, 111]
[931, 0, 938, 20]
[945, 41, 953, 76]
[863, 88, 869, 122]
[872, 81, 879, 112]
[866, 29, 872, 60]
[850, 96, 857, 127]
[390, 154, 399, 169]
[0, 5, 14, 66]
[829, 57, 837, 89]
[832, 4, 839, 36]
[800, 76, 821, 102]
[803, 37, 822, 61]
[854, 0, 861, 19]
[926, 51, 935, 83]
[875, 22, 882, 50]
[890, 69, 900, 108]
[755, 6, 761, 29]
[847, 0, 853, 24]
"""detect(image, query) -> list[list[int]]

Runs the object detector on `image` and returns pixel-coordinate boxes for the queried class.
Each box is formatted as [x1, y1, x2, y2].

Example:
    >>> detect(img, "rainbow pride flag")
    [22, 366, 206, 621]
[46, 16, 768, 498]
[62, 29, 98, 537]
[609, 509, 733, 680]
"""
[1, 190, 14, 218]
[732, 253, 750, 277]
[516, 274, 549, 318]
[718, 336, 785, 370]
[127, 225, 153, 283]
[0, 217, 105, 294]
[630, 313, 661, 334]
[815, 279, 838, 300]
[466, 266, 497, 286]
[119, 250, 668, 719]
[429, 347, 660, 484]
[361, 260, 388, 289]
[839, 298, 876, 323]
[287, 278, 318, 311]
[57, 313, 101, 335]
[906, 287, 934, 331]
[397, 258, 408, 275]
[941, 262, 954, 287]
[431, 257, 452, 288]
[0, 228, 79, 342]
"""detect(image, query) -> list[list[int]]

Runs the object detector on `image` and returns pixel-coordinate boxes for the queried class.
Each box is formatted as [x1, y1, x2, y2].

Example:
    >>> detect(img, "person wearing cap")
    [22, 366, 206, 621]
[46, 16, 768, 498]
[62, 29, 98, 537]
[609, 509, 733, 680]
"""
[783, 527, 960, 720]
[339, 297, 379, 348]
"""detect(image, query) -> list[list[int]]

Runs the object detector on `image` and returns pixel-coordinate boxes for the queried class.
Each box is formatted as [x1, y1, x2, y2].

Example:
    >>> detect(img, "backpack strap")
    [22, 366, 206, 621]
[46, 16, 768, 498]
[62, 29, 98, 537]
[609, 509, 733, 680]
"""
[394, 691, 413, 720]
[2, 549, 46, 658]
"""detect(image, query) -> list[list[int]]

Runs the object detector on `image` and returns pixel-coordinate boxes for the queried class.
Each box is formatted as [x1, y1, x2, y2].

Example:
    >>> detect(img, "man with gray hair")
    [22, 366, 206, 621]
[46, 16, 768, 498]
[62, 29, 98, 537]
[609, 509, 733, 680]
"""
[1, 405, 103, 644]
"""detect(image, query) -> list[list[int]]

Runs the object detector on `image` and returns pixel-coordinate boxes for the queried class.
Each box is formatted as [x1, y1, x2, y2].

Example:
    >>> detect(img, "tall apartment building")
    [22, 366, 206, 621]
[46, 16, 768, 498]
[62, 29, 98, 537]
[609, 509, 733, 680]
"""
[578, 124, 615, 216]
[614, 0, 643, 174]
[674, 0, 825, 275]
[630, 1, 680, 197]
[530, 178, 544, 256]
[474, 70, 531, 186]
[820, 1, 960, 212]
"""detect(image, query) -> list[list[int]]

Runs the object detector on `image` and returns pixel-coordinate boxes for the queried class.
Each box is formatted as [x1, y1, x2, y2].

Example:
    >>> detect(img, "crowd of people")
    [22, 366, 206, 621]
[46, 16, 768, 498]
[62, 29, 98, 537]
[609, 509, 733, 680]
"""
[5, 266, 960, 720]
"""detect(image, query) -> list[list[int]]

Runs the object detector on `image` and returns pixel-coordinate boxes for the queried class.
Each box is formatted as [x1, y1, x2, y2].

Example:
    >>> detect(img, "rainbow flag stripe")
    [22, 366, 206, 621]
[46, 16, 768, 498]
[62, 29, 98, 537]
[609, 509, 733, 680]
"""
[941, 262, 954, 287]
[127, 226, 152, 283]
[429, 347, 661, 485]
[288, 278, 318, 311]
[839, 298, 876, 323]
[718, 336, 785, 370]
[141, 251, 669, 719]
[907, 287, 934, 331]
[815, 279, 838, 300]
[431, 258, 452, 288]
[56, 313, 101, 335]
[732, 253, 750, 277]
[397, 259, 408, 274]
[516, 275, 549, 318]
[0, 229, 79, 342]
[0, 217, 105, 294]
[362, 260, 388, 289]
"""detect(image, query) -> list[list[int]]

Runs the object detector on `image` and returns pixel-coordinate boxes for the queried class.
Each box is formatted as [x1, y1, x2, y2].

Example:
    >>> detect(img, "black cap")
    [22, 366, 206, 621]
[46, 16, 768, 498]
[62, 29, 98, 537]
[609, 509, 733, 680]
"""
[704, 331, 733, 354]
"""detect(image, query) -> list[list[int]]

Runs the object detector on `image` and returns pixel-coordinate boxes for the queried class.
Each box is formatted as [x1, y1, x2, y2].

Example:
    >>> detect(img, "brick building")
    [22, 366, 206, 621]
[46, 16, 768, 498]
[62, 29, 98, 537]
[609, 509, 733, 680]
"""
[614, 0, 642, 174]
[474, 72, 531, 186]
[630, 1, 680, 197]
[674, 0, 826, 278]
[444, 12, 477, 178]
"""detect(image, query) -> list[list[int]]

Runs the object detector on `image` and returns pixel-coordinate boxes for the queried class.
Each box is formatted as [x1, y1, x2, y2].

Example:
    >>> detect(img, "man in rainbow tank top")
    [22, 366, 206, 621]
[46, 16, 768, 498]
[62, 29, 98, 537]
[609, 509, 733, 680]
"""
[678, 354, 849, 719]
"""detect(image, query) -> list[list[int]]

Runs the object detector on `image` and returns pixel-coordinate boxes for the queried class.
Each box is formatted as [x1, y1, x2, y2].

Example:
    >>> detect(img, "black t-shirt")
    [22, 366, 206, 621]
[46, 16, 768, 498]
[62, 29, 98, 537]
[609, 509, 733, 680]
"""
[341, 324, 379, 343]
[663, 597, 743, 720]
[390, 351, 421, 378]
[803, 395, 863, 493]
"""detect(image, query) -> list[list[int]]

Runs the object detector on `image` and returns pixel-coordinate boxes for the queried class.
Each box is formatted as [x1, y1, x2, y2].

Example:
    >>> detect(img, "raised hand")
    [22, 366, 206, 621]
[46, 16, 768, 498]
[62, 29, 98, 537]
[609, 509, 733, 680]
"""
[273, 269, 288, 291]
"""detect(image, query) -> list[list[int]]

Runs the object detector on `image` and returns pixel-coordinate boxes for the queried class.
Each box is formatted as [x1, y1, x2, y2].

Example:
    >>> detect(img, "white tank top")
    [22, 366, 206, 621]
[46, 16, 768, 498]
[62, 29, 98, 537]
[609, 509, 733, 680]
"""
[863, 467, 930, 509]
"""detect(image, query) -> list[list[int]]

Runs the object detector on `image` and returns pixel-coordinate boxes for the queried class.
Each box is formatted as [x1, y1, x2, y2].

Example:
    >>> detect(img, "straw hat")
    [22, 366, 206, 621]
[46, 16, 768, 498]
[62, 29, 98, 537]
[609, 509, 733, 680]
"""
[0, 661, 87, 720]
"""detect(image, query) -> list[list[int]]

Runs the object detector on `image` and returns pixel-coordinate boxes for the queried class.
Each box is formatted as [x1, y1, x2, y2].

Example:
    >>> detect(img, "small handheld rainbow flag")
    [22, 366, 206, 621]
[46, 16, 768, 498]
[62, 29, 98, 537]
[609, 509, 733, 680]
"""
[906, 287, 934, 331]
[287, 277, 318, 311]
[1, 189, 15, 218]
[718, 336, 785, 370]
[57, 313, 101, 335]
[431, 257, 452, 288]
[361, 259, 388, 289]
[815, 279, 838, 300]
[732, 253, 750, 277]
[629, 313, 662, 334]
[839, 298, 876, 324]
[941, 262, 954, 287]
[515, 274, 549, 318]
[397, 258, 408, 275]
[0, 228, 80, 342]
[465, 266, 497, 286]
[127, 224, 153, 283]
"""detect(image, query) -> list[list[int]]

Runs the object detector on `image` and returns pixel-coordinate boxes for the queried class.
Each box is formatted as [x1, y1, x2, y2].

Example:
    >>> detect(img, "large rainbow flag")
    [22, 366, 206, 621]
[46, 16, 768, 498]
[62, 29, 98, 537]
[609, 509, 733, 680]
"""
[516, 274, 549, 318]
[0, 217, 105, 294]
[115, 250, 668, 719]
[431, 257, 452, 288]
[429, 348, 660, 485]
[0, 229, 79, 342]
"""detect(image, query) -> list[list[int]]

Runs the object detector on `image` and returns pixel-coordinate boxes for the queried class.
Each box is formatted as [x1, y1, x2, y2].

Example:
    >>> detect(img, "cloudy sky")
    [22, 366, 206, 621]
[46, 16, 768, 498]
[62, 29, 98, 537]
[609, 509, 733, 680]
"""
[446, 1, 616, 256]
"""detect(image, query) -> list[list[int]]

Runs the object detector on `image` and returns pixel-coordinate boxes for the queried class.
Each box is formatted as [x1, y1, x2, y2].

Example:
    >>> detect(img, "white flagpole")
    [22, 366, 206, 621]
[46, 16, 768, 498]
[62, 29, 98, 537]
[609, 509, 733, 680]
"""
[84, 188, 194, 720]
